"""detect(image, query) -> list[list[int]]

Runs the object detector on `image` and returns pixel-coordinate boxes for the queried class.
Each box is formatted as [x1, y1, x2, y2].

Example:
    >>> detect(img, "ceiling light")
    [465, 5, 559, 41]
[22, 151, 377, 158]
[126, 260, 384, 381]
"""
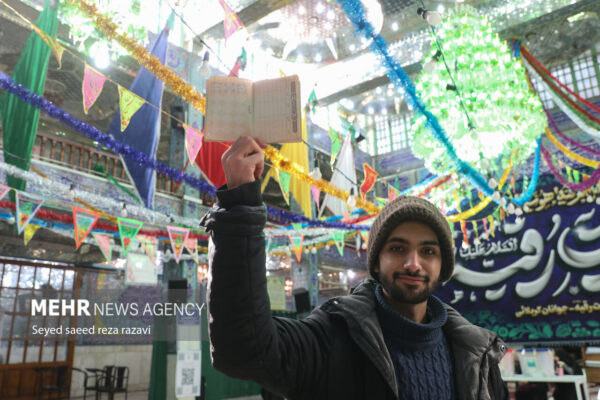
[298, 5, 306, 15]
[349, 44, 356, 51]
[437, 4, 445, 14]
[417, 7, 442, 26]
[314, 53, 322, 62]
[91, 41, 110, 70]
[367, 106, 374, 115]
[324, 21, 332, 30]
[381, 108, 388, 115]
[316, 2, 325, 14]
[198, 51, 211, 77]
[391, 22, 399, 31]
[375, 87, 382, 94]
[327, 10, 335, 20]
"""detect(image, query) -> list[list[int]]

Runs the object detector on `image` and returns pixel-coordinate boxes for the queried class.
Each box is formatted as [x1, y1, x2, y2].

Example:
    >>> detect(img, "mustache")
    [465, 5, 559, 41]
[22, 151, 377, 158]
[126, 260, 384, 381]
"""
[393, 271, 430, 282]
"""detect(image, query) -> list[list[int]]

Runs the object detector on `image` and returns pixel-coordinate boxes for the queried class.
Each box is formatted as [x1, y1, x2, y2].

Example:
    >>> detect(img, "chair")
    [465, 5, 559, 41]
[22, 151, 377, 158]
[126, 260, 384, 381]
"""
[37, 365, 71, 400]
[96, 366, 129, 400]
[72, 367, 101, 400]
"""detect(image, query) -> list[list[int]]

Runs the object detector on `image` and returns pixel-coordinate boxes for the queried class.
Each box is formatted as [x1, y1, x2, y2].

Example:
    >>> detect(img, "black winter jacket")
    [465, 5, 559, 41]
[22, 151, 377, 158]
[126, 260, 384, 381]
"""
[200, 181, 509, 400]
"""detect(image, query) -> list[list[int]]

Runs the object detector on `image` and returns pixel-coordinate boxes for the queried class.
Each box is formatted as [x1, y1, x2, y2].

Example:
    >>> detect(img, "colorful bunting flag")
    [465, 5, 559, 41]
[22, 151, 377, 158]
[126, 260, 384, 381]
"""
[72, 206, 100, 249]
[138, 234, 157, 264]
[279, 170, 291, 204]
[360, 231, 369, 247]
[217, 0, 244, 40]
[360, 163, 378, 198]
[184, 124, 203, 163]
[311, 186, 321, 209]
[375, 197, 386, 208]
[332, 231, 346, 256]
[117, 85, 145, 132]
[31, 24, 64, 69]
[24, 223, 41, 245]
[16, 191, 44, 234]
[0, 184, 10, 201]
[167, 226, 190, 263]
[117, 217, 143, 257]
[329, 128, 342, 167]
[292, 223, 303, 231]
[288, 235, 304, 262]
[93, 232, 113, 263]
[82, 64, 107, 114]
[388, 185, 400, 201]
[307, 89, 318, 113]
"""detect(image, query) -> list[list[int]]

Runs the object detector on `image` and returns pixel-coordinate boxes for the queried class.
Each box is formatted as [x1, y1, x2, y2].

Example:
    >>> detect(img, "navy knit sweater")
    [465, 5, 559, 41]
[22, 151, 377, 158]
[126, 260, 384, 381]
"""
[375, 285, 456, 400]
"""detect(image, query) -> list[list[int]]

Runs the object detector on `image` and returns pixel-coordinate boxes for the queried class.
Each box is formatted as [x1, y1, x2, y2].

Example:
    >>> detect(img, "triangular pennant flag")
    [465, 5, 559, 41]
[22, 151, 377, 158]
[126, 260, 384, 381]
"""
[82, 64, 107, 114]
[307, 88, 318, 113]
[488, 216, 495, 238]
[31, 24, 64, 68]
[93, 232, 113, 263]
[342, 210, 350, 221]
[292, 223, 303, 231]
[460, 220, 469, 247]
[388, 185, 400, 201]
[72, 206, 100, 249]
[117, 217, 143, 257]
[573, 169, 581, 183]
[184, 124, 203, 163]
[167, 226, 190, 263]
[137, 234, 157, 264]
[375, 197, 386, 208]
[217, 0, 244, 40]
[329, 128, 342, 167]
[16, 191, 44, 234]
[117, 85, 145, 132]
[311, 186, 321, 208]
[332, 231, 346, 256]
[184, 237, 197, 254]
[279, 170, 291, 204]
[360, 231, 369, 247]
[288, 234, 304, 263]
[360, 163, 378, 198]
[24, 223, 42, 245]
[0, 184, 10, 201]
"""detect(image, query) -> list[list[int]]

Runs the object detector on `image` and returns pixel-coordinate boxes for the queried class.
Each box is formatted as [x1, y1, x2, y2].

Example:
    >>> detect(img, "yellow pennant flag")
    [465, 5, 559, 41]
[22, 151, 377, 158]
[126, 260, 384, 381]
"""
[24, 224, 42, 245]
[31, 24, 64, 69]
[117, 85, 145, 132]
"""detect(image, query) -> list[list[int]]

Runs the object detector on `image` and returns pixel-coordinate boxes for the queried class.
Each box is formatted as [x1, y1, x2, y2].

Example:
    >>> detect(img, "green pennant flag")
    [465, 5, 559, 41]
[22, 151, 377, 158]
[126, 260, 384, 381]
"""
[292, 223, 303, 231]
[1, 0, 59, 192]
[573, 169, 580, 183]
[308, 88, 318, 113]
[279, 170, 291, 204]
[332, 231, 346, 256]
[565, 165, 573, 182]
[329, 128, 342, 168]
[118, 217, 143, 257]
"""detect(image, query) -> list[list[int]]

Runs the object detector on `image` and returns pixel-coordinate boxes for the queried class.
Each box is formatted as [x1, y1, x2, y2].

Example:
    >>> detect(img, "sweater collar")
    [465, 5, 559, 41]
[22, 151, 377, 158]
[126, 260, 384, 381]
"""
[375, 284, 447, 344]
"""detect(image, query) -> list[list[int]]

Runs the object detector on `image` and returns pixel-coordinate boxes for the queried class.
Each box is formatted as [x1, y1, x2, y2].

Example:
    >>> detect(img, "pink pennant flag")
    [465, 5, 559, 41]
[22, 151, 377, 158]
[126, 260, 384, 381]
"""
[0, 184, 11, 201]
[167, 226, 190, 263]
[118, 85, 145, 132]
[137, 234, 157, 264]
[217, 0, 244, 40]
[92, 232, 113, 263]
[184, 125, 203, 163]
[82, 64, 107, 114]
[72, 206, 100, 249]
[311, 186, 320, 208]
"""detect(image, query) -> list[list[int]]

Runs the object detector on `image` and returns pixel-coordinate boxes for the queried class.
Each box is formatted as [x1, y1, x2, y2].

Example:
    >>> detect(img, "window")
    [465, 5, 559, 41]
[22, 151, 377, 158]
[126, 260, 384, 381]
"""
[375, 115, 391, 154]
[572, 50, 600, 99]
[0, 261, 77, 365]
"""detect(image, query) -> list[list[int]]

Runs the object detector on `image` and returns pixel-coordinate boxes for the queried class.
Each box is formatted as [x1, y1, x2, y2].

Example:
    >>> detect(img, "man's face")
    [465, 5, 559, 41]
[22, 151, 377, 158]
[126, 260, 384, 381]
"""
[374, 221, 442, 305]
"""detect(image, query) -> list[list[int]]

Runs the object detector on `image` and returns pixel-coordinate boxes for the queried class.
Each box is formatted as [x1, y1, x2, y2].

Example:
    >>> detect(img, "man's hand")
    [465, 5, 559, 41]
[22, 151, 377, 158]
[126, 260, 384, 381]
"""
[221, 136, 267, 189]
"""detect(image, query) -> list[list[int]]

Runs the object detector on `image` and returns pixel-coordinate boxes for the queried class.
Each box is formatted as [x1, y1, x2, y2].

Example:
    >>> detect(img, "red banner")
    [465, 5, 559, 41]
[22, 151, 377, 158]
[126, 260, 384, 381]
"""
[360, 163, 377, 198]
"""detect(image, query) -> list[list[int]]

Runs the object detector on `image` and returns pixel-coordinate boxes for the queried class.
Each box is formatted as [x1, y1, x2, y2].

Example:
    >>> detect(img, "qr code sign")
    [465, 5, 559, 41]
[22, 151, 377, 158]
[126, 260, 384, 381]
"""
[181, 368, 195, 386]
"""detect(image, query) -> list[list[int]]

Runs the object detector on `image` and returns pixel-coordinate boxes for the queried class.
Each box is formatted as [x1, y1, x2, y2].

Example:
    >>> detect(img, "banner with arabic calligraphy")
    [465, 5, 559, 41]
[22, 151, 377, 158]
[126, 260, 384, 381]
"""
[437, 186, 600, 345]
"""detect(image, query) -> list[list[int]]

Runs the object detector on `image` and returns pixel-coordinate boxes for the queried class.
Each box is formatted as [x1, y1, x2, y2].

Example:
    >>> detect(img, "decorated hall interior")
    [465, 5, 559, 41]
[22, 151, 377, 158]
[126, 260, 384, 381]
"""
[0, 0, 600, 398]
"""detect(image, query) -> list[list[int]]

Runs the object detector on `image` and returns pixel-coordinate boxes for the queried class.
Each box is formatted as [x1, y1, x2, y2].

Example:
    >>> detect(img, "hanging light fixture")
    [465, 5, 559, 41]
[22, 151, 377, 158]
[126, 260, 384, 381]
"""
[198, 52, 211, 78]
[417, 7, 442, 26]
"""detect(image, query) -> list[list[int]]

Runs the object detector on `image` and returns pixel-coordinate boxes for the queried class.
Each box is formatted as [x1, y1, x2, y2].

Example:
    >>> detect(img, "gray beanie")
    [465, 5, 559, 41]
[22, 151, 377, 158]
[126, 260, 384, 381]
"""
[367, 195, 454, 283]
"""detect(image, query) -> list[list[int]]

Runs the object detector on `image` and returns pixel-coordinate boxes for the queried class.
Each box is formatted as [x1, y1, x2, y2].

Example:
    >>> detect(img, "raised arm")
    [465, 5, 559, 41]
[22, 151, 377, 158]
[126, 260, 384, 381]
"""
[200, 136, 330, 399]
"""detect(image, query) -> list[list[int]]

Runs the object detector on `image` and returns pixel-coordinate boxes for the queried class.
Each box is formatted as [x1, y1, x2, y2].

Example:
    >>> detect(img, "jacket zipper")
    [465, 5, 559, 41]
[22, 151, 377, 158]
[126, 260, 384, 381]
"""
[476, 336, 499, 400]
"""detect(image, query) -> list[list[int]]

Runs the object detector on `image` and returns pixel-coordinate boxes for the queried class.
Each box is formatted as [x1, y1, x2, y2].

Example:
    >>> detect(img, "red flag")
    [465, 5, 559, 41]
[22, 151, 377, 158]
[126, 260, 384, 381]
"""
[360, 163, 377, 198]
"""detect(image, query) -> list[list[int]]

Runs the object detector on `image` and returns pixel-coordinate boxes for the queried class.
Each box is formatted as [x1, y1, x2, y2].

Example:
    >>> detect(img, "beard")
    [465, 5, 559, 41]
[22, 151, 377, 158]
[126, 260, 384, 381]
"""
[379, 271, 439, 305]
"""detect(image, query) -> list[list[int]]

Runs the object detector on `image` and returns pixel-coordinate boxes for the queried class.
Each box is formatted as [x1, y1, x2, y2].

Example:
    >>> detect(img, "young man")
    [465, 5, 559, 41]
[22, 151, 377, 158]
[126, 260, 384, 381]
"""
[200, 136, 508, 400]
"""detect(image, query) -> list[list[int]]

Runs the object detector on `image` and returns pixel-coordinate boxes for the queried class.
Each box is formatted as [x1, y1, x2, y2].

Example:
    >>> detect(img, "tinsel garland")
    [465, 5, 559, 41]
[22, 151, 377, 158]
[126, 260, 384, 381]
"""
[540, 145, 600, 191]
[400, 174, 438, 196]
[65, 0, 206, 114]
[521, 45, 600, 115]
[545, 128, 599, 168]
[0, 72, 369, 230]
[547, 111, 600, 157]
[263, 146, 381, 214]
[336, 0, 496, 198]
[416, 174, 453, 197]
[511, 138, 541, 206]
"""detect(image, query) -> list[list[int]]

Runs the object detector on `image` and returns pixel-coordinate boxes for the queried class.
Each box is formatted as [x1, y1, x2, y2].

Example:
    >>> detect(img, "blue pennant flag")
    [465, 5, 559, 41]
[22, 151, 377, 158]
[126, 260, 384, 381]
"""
[107, 20, 170, 209]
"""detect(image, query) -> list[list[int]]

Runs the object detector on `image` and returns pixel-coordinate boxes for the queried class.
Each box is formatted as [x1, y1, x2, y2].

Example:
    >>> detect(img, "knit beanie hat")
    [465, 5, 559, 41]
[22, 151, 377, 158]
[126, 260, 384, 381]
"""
[367, 195, 454, 283]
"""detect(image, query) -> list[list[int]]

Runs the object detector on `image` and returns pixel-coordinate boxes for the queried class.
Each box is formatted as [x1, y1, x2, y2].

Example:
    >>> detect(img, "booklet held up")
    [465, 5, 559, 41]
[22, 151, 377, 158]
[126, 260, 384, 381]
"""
[204, 75, 302, 143]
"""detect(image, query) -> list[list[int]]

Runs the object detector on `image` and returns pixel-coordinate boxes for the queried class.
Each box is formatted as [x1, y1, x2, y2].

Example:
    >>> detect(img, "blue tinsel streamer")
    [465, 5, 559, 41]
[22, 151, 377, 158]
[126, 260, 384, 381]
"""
[512, 138, 541, 206]
[0, 72, 369, 231]
[336, 0, 540, 203]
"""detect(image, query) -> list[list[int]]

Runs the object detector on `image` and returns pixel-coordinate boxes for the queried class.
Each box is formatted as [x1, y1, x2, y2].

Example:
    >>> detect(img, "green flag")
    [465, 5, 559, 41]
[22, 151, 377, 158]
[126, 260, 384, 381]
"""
[329, 128, 342, 168]
[307, 88, 318, 113]
[0, 0, 59, 192]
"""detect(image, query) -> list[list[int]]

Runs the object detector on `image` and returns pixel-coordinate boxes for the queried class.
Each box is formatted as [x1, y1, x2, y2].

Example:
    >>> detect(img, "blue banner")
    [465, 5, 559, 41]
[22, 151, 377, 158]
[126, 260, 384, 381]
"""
[437, 182, 600, 345]
[107, 25, 169, 209]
